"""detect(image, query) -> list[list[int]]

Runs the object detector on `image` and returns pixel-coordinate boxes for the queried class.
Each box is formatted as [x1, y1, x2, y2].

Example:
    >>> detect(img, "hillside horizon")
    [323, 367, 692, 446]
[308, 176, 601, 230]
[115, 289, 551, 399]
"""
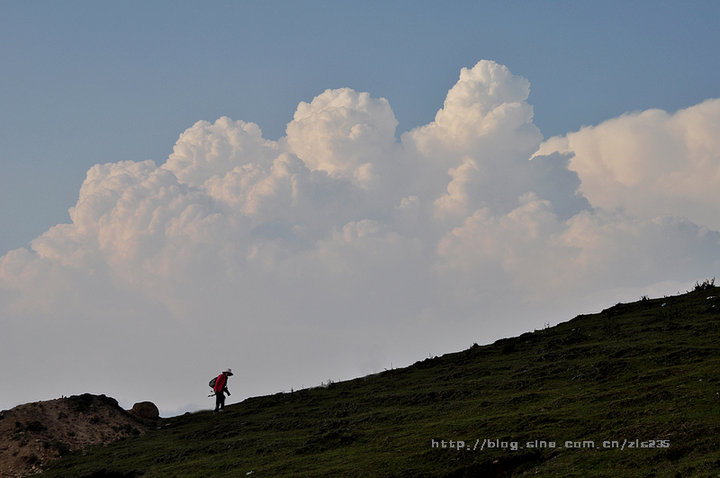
[5, 281, 712, 419]
[1, 282, 715, 477]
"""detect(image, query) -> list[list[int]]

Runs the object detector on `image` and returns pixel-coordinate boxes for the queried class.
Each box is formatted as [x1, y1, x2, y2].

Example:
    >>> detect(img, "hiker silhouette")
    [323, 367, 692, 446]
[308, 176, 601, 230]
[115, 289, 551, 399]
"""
[212, 368, 233, 412]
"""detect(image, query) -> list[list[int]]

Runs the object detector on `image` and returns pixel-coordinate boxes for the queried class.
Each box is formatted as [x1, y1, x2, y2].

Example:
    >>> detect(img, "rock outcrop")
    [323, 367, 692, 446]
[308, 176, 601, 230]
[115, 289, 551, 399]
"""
[0, 394, 150, 478]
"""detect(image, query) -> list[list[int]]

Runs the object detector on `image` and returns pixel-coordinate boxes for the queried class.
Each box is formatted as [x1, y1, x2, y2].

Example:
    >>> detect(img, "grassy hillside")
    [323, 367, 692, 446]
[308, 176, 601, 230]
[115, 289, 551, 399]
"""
[40, 285, 720, 477]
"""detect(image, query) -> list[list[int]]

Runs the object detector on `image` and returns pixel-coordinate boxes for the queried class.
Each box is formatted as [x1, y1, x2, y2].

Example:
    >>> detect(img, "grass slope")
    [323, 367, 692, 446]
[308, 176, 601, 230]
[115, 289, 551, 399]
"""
[40, 287, 720, 477]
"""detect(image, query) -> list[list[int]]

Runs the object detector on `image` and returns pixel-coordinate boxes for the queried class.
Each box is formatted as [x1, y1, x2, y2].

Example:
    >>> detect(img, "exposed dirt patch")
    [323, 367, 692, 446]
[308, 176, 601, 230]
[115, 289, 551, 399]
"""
[0, 394, 150, 478]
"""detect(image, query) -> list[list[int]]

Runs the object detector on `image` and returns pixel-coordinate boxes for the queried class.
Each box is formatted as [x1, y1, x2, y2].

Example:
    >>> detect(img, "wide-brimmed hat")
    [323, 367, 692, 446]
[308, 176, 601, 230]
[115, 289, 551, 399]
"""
[223, 368, 233, 376]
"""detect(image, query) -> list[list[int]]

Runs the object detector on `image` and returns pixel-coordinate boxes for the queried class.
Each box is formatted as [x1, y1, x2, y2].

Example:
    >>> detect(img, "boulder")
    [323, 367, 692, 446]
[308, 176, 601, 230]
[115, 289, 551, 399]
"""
[128, 401, 159, 421]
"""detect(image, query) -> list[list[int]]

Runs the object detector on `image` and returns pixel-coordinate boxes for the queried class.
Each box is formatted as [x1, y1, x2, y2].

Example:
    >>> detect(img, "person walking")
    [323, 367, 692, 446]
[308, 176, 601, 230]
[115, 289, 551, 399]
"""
[213, 368, 233, 412]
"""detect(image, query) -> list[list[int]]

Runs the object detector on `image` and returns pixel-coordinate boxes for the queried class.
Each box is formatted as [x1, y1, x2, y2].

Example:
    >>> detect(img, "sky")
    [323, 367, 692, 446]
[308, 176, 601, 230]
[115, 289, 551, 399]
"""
[1, 1, 720, 415]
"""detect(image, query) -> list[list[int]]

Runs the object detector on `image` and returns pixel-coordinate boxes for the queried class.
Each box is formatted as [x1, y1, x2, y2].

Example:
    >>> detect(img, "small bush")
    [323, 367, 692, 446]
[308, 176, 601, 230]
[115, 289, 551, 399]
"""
[694, 278, 715, 291]
[27, 421, 47, 432]
[54, 440, 71, 456]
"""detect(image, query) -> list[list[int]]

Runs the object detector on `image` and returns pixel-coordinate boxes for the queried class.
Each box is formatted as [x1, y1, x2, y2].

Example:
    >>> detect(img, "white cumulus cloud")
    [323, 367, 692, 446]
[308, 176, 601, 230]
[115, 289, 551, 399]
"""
[533, 98, 720, 229]
[1, 60, 719, 414]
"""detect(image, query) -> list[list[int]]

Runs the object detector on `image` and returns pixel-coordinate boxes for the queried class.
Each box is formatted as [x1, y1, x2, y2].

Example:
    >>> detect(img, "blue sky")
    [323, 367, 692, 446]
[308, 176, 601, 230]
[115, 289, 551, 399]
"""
[2, 1, 719, 255]
[2, 1, 720, 414]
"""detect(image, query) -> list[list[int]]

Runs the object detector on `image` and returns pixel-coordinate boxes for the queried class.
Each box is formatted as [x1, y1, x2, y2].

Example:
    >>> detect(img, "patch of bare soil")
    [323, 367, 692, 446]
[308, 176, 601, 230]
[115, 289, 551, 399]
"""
[0, 394, 150, 478]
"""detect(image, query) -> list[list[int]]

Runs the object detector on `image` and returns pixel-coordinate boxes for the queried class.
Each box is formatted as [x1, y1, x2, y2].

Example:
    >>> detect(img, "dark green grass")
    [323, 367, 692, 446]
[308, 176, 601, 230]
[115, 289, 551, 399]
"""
[40, 287, 720, 477]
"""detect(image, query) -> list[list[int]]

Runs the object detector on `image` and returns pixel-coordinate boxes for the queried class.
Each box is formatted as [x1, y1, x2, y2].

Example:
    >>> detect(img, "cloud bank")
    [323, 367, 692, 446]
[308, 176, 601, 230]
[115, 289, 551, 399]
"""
[534, 99, 720, 229]
[2, 61, 719, 414]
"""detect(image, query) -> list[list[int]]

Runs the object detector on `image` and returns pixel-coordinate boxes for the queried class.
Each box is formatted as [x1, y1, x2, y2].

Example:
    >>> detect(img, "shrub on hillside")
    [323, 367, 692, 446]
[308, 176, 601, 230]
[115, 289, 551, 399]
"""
[694, 278, 716, 291]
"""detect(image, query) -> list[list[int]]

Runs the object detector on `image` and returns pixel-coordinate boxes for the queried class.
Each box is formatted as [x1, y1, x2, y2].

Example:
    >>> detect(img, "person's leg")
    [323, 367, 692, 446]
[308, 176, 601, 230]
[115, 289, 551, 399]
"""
[215, 392, 222, 412]
[219, 392, 226, 410]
